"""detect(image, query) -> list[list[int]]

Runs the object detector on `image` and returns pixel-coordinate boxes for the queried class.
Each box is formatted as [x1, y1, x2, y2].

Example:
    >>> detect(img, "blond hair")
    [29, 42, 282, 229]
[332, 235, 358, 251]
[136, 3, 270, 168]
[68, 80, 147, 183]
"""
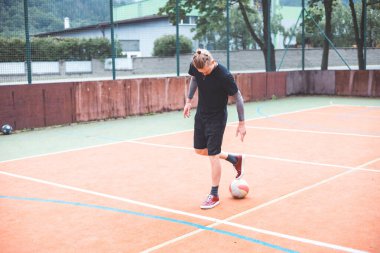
[192, 48, 214, 69]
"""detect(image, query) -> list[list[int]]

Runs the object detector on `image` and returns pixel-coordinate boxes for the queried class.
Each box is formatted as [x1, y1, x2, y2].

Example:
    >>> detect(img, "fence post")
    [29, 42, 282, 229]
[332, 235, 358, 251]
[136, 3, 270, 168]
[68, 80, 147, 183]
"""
[23, 0, 32, 84]
[363, 0, 367, 70]
[301, 0, 305, 71]
[266, 0, 272, 72]
[176, 0, 180, 76]
[110, 0, 116, 80]
[226, 0, 230, 70]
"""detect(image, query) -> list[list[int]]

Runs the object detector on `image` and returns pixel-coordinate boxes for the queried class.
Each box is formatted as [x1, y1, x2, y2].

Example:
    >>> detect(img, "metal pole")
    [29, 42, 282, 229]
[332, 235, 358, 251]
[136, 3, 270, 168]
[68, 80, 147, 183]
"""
[226, 0, 230, 70]
[363, 0, 367, 70]
[110, 0, 116, 80]
[176, 0, 180, 76]
[266, 0, 271, 72]
[301, 0, 305, 71]
[23, 0, 32, 84]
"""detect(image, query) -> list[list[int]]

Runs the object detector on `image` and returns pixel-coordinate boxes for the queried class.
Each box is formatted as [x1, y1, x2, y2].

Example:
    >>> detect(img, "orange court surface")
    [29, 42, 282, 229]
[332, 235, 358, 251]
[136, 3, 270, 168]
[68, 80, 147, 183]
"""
[1, 98, 380, 253]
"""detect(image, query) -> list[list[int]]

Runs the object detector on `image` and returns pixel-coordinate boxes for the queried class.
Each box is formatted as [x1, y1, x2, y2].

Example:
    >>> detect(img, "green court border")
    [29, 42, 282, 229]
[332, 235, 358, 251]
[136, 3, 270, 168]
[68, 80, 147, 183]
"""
[1, 96, 379, 162]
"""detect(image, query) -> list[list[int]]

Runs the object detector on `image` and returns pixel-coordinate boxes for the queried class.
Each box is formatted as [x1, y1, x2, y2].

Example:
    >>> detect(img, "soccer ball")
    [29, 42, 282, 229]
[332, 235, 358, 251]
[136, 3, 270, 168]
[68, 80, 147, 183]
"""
[1, 124, 13, 135]
[229, 179, 249, 199]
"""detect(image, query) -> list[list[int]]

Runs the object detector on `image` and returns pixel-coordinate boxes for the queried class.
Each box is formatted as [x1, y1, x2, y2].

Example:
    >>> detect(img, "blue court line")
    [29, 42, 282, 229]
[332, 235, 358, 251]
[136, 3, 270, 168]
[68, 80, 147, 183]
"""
[0, 195, 299, 253]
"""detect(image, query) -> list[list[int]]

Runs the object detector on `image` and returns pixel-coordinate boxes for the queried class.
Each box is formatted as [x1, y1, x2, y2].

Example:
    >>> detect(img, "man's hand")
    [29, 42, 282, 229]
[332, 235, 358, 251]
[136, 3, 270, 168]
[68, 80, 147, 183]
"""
[236, 121, 246, 142]
[183, 102, 192, 118]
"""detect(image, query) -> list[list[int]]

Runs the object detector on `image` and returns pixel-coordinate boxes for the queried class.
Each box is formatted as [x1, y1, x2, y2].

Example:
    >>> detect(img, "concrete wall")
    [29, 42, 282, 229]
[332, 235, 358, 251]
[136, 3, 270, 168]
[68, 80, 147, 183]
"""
[1, 48, 379, 85]
[132, 48, 380, 75]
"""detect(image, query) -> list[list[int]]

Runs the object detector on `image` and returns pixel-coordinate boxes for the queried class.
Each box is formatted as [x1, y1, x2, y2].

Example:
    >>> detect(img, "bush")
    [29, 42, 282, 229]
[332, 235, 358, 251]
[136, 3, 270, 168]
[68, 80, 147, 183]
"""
[153, 35, 192, 57]
[0, 37, 122, 62]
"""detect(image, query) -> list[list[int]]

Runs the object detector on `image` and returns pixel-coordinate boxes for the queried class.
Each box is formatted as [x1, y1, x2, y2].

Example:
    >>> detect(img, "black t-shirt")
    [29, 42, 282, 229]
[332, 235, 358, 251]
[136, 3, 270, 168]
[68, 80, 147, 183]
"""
[188, 63, 238, 121]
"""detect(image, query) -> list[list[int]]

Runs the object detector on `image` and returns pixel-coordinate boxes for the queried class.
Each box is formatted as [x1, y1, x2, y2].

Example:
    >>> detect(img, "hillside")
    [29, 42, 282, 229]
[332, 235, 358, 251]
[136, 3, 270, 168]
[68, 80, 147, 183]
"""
[0, 0, 110, 36]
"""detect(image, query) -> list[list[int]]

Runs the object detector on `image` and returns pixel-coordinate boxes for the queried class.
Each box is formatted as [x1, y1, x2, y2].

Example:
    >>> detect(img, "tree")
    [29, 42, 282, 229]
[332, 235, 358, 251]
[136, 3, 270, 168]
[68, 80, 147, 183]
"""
[0, 0, 110, 36]
[159, 0, 279, 71]
[152, 35, 193, 56]
[307, 0, 336, 70]
[348, 0, 366, 69]
[367, 3, 380, 47]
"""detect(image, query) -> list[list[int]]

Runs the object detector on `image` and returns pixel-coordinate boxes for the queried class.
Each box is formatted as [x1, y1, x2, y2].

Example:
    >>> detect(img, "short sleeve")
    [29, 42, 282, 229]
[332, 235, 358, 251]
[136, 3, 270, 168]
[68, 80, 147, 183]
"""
[223, 73, 238, 96]
[188, 63, 196, 76]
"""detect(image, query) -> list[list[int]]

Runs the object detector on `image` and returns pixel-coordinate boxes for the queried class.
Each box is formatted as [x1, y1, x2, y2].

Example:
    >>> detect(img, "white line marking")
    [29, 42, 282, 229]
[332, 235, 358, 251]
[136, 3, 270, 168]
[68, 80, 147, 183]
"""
[1, 103, 376, 252]
[141, 158, 379, 253]
[0, 160, 372, 253]
[128, 140, 380, 174]
[240, 126, 380, 138]
[0, 104, 335, 164]
[332, 104, 380, 108]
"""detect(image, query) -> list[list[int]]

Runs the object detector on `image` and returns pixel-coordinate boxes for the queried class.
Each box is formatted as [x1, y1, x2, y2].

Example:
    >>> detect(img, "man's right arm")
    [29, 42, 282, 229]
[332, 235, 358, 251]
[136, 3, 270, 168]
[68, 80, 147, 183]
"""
[187, 76, 198, 101]
[184, 76, 198, 118]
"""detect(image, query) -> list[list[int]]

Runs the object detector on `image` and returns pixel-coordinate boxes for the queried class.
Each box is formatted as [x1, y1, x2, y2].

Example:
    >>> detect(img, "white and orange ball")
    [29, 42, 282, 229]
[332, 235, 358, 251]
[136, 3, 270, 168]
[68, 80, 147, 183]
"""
[229, 179, 249, 199]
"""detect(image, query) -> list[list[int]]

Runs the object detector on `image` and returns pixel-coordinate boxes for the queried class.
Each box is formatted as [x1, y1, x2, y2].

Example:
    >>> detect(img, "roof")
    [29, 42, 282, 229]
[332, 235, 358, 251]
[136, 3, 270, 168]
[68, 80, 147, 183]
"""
[113, 0, 198, 21]
[35, 15, 167, 37]
[114, 0, 166, 21]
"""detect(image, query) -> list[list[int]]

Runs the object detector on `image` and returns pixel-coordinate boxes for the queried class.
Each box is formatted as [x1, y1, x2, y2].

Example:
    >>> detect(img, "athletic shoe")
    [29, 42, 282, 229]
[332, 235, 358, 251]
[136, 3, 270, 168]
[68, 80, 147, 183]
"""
[234, 154, 245, 179]
[200, 194, 220, 209]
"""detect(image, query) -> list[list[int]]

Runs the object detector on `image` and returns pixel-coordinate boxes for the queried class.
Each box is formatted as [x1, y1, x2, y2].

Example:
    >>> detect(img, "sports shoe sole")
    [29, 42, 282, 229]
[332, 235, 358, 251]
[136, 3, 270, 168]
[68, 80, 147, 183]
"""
[200, 200, 220, 209]
[236, 154, 245, 180]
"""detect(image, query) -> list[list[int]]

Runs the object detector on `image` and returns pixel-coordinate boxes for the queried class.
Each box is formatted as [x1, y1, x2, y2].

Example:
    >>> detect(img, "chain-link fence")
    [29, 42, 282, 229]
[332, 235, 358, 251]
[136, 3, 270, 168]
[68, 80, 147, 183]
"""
[1, 0, 379, 85]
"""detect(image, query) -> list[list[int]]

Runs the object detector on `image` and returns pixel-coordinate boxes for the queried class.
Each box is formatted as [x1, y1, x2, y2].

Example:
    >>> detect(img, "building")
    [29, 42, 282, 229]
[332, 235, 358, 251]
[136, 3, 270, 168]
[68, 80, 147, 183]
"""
[36, 0, 198, 57]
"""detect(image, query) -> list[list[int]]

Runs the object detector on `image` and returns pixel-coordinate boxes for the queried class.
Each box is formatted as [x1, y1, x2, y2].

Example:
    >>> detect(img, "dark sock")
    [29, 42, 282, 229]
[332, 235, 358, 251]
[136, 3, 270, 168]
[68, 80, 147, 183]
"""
[226, 154, 238, 165]
[210, 186, 219, 197]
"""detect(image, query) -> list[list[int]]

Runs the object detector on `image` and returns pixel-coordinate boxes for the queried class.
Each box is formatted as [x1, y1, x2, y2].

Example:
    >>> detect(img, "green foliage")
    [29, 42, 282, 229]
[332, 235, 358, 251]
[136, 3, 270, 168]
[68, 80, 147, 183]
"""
[159, 0, 280, 70]
[297, 0, 380, 47]
[0, 37, 120, 62]
[159, 0, 284, 50]
[0, 0, 109, 36]
[152, 35, 193, 56]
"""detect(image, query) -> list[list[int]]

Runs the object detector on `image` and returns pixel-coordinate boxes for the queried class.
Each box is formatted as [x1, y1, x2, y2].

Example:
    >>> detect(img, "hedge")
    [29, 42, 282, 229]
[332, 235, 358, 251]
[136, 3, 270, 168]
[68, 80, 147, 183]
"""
[0, 37, 122, 62]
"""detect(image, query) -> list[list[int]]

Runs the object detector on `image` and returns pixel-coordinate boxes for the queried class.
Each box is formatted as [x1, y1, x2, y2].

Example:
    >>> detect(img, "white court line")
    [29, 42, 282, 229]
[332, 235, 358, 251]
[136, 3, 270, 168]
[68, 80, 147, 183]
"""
[332, 104, 380, 108]
[240, 126, 380, 138]
[2, 158, 377, 253]
[128, 140, 380, 174]
[141, 158, 380, 253]
[0, 104, 335, 164]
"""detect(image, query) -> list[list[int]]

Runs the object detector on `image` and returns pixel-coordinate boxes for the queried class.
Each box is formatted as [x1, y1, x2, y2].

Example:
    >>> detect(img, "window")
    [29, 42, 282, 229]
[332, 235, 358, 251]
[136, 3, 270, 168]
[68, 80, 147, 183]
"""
[119, 40, 140, 52]
[180, 16, 197, 25]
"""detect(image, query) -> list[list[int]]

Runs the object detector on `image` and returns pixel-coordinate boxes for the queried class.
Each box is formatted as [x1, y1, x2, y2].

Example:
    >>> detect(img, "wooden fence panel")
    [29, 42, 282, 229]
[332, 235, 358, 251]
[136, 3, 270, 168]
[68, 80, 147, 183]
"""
[335, 70, 351, 95]
[166, 77, 187, 111]
[352, 70, 370, 96]
[373, 70, 380, 97]
[75, 81, 101, 122]
[267, 72, 287, 98]
[13, 85, 45, 129]
[0, 86, 16, 128]
[286, 71, 305, 95]
[250, 72, 267, 100]
[234, 73, 254, 102]
[43, 83, 75, 126]
[306, 70, 335, 95]
[99, 80, 126, 119]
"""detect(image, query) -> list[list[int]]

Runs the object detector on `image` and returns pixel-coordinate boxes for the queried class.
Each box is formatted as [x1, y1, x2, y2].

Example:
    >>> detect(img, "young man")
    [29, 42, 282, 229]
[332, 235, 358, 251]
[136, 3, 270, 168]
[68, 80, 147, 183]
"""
[183, 49, 246, 209]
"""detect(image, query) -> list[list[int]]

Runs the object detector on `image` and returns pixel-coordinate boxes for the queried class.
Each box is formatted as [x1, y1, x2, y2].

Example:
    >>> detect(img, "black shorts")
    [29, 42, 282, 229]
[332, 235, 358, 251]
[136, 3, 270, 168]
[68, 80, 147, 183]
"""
[193, 114, 227, 156]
